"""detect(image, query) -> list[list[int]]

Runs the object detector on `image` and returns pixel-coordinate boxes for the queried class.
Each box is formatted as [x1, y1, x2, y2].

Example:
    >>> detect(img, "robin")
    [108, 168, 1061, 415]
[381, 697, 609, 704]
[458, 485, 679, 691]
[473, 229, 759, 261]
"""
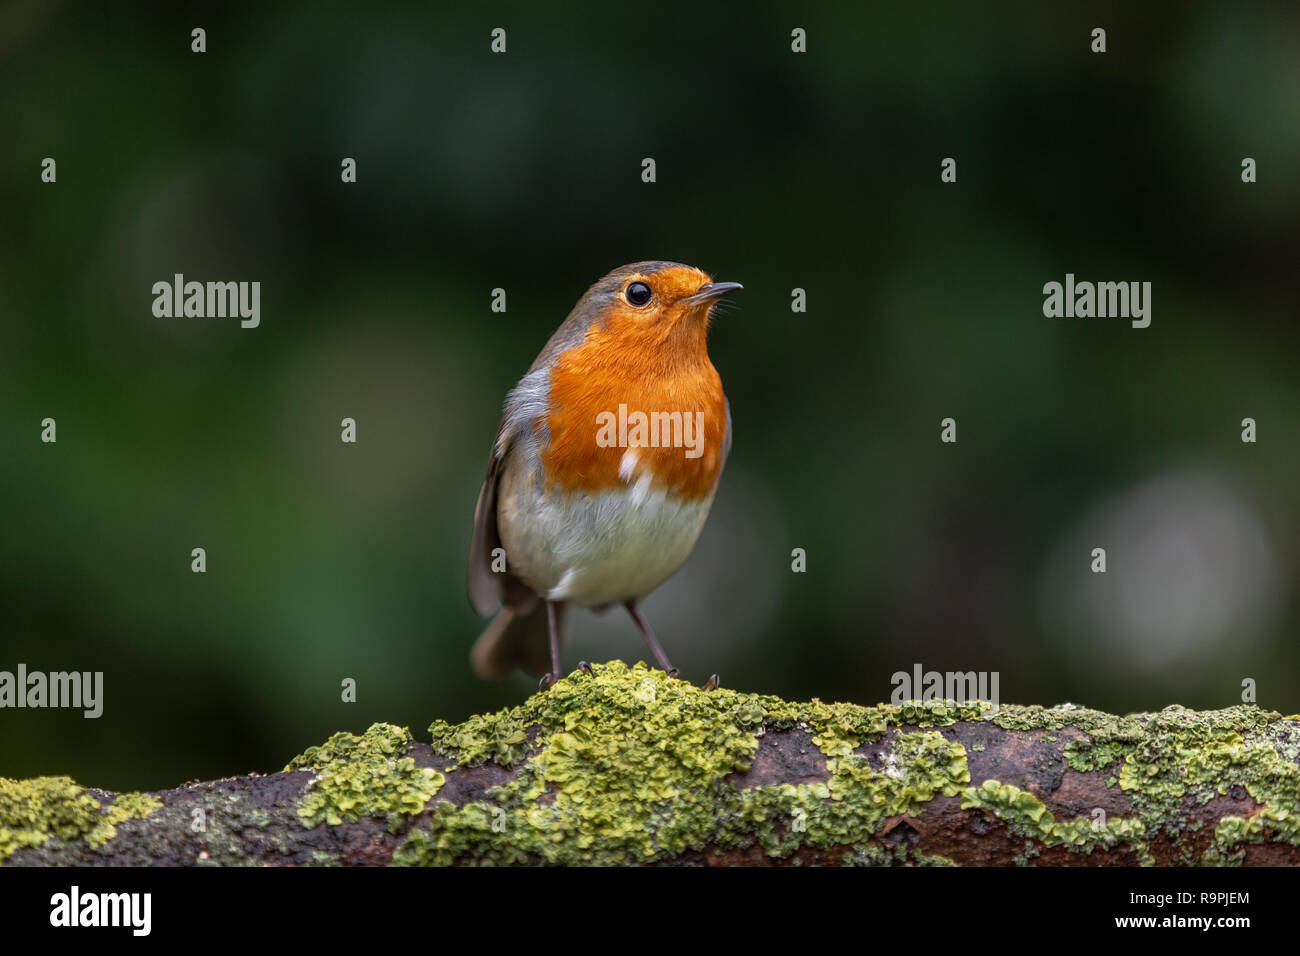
[467, 261, 740, 690]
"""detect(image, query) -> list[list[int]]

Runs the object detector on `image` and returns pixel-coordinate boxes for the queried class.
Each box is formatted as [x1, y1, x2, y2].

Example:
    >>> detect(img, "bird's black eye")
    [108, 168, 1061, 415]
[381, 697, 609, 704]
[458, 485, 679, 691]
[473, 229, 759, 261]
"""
[625, 281, 652, 307]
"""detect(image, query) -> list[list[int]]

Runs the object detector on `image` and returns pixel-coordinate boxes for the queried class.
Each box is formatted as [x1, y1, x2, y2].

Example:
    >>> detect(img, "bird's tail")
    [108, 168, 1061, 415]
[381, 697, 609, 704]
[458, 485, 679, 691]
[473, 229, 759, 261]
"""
[470, 602, 564, 679]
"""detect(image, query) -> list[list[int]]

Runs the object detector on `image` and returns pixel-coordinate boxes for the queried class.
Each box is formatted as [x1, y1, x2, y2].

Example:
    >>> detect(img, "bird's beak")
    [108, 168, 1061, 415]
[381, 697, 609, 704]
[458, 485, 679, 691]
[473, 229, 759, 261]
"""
[685, 281, 743, 306]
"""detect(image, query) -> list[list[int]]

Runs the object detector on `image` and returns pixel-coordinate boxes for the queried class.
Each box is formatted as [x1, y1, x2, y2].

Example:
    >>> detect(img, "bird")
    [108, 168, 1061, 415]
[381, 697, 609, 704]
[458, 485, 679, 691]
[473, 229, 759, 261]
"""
[467, 261, 740, 690]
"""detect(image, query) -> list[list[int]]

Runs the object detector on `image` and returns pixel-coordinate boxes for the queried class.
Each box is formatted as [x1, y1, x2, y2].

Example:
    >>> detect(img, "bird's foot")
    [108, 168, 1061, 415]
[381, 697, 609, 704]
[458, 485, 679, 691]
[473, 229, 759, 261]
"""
[575, 661, 594, 676]
[537, 672, 556, 691]
[663, 667, 718, 690]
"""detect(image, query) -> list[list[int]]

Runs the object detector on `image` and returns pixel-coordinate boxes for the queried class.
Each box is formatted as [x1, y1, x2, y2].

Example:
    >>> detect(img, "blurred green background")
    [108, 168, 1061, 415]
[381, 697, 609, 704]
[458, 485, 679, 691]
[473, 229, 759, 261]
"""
[1, 2, 1297, 792]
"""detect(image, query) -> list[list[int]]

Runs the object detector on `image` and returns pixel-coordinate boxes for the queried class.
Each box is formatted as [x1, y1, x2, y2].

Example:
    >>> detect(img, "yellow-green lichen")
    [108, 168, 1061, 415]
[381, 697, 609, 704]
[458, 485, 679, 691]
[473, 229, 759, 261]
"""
[400, 662, 979, 865]
[271, 667, 1300, 865]
[0, 776, 160, 863]
[1114, 706, 1300, 851]
[843, 844, 956, 866]
[285, 721, 410, 770]
[408, 663, 763, 865]
[825, 731, 969, 824]
[961, 779, 1150, 861]
[986, 702, 1300, 859]
[427, 712, 531, 767]
[107, 791, 162, 822]
[993, 704, 1147, 741]
[716, 729, 970, 861]
[1064, 738, 1132, 773]
[289, 723, 444, 832]
[888, 698, 994, 727]
[1202, 815, 1266, 866]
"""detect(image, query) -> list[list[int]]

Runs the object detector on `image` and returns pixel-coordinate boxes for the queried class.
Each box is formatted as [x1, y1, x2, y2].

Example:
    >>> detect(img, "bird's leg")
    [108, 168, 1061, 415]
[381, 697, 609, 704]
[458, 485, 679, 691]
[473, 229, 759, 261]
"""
[538, 600, 564, 691]
[623, 603, 719, 689]
[624, 600, 677, 676]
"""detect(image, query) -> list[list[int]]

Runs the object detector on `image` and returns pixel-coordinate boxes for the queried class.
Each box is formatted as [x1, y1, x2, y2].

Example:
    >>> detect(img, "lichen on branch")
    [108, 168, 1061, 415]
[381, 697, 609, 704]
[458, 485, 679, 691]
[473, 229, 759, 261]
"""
[4, 661, 1299, 866]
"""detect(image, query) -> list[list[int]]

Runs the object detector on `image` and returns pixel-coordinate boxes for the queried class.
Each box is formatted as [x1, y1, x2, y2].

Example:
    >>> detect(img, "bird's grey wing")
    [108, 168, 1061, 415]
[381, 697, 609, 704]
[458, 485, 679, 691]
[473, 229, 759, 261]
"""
[722, 395, 732, 463]
[466, 366, 551, 616]
[467, 451, 509, 615]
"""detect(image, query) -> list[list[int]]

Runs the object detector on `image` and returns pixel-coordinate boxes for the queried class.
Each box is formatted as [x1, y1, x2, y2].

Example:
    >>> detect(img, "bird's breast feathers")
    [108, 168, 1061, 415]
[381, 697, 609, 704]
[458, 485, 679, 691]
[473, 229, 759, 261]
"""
[539, 330, 729, 500]
[490, 335, 730, 607]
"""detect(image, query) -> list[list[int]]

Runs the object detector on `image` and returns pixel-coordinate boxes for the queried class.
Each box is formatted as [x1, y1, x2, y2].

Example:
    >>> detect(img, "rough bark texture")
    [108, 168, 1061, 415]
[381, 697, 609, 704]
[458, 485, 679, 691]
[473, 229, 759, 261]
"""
[3, 661, 1298, 866]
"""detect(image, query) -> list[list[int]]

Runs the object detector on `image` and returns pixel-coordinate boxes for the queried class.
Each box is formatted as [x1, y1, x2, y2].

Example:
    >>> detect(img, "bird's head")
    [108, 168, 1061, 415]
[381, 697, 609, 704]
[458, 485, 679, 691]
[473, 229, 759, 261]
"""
[578, 261, 742, 357]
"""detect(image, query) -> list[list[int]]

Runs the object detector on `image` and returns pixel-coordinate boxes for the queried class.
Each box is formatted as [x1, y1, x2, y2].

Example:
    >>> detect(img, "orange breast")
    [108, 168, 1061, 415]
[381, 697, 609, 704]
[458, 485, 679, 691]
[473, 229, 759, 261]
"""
[541, 325, 728, 501]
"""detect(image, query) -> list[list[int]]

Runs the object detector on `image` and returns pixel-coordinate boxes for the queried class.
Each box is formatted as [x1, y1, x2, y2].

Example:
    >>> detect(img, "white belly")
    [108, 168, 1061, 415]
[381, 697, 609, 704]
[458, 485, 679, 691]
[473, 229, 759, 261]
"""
[497, 461, 716, 608]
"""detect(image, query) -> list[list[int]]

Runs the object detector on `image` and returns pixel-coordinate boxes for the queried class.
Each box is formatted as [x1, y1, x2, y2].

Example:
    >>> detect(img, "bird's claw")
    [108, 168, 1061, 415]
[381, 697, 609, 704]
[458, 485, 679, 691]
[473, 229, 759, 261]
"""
[537, 673, 556, 691]
[702, 674, 721, 691]
[575, 661, 594, 676]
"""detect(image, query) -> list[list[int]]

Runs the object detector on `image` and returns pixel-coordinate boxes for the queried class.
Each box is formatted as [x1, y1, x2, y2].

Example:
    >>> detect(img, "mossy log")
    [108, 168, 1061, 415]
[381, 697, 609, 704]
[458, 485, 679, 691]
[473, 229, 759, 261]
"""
[4, 661, 1299, 866]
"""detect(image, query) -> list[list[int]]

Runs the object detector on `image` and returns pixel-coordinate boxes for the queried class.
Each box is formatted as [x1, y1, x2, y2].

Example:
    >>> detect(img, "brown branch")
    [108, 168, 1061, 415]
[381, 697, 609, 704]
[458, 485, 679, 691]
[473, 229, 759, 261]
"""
[4, 663, 1298, 866]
